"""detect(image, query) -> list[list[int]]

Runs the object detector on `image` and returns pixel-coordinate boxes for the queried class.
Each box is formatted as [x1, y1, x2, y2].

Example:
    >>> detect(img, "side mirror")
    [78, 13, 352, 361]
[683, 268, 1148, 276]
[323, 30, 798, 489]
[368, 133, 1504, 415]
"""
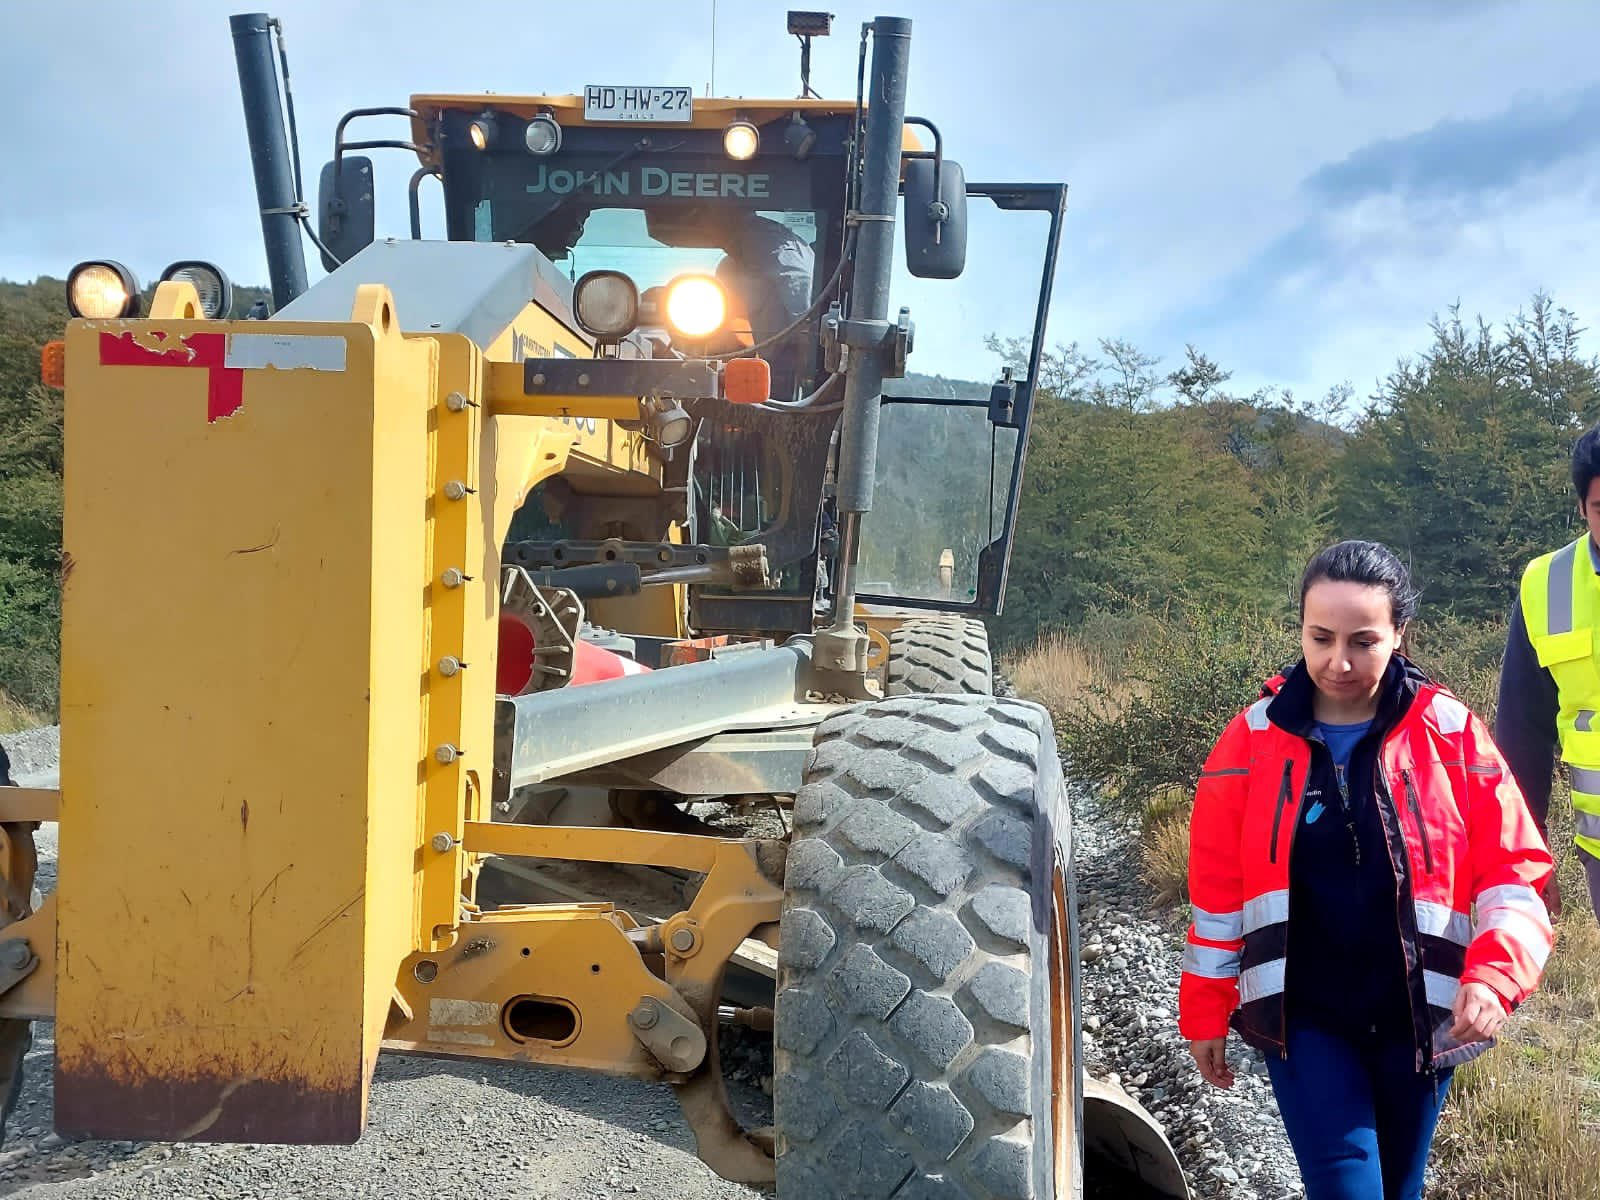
[903, 157, 967, 279]
[317, 155, 376, 272]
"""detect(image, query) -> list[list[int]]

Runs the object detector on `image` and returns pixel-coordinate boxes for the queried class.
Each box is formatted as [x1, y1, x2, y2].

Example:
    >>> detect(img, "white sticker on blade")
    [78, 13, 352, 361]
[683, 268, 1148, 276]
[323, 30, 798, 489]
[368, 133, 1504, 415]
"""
[429, 998, 500, 1027]
[224, 333, 348, 371]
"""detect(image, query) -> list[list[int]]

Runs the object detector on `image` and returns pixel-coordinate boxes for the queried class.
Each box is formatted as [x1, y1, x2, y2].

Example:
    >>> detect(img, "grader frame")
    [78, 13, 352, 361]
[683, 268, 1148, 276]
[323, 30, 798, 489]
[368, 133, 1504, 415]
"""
[0, 10, 1192, 1198]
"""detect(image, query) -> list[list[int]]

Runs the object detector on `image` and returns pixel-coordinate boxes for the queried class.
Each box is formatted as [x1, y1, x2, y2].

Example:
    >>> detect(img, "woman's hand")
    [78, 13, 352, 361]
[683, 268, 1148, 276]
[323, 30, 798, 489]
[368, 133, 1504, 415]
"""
[1190, 1037, 1234, 1089]
[1448, 981, 1510, 1044]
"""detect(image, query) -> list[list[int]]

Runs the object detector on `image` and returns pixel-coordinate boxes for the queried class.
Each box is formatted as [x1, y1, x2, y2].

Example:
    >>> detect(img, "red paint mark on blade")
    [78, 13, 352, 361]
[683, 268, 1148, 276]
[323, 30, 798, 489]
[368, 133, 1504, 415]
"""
[99, 331, 245, 422]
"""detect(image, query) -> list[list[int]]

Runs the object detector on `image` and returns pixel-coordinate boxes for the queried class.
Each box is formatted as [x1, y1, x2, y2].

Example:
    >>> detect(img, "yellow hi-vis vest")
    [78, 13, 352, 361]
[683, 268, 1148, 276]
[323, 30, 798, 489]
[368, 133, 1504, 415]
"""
[1520, 534, 1600, 858]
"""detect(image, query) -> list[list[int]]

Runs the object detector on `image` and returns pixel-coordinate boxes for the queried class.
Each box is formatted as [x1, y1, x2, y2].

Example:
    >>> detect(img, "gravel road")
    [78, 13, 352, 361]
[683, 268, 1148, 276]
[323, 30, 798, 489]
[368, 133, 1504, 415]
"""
[0, 725, 1301, 1198]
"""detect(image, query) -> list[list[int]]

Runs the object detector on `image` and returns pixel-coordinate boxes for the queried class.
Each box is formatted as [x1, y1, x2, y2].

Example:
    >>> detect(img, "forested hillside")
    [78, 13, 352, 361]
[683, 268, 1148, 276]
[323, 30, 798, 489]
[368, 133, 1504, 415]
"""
[995, 298, 1600, 646]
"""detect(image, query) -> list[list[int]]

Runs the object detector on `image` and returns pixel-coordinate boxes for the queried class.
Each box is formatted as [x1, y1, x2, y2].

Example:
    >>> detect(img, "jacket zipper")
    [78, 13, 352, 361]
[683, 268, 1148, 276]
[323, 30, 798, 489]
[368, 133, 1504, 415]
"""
[1403, 769, 1434, 875]
[1335, 764, 1361, 866]
[1273, 754, 1301, 1058]
[1382, 767, 1426, 1071]
[1269, 758, 1293, 864]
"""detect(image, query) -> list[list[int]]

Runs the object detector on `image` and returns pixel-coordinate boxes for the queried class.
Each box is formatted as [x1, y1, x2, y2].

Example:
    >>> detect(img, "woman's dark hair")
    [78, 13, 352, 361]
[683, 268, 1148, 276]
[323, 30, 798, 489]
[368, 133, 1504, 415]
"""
[1299, 540, 1420, 627]
[1573, 422, 1600, 502]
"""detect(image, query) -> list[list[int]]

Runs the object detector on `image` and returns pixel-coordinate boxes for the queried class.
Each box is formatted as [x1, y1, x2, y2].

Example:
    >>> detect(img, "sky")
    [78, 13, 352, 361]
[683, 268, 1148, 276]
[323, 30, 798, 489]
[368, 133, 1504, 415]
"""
[4, 0, 1600, 402]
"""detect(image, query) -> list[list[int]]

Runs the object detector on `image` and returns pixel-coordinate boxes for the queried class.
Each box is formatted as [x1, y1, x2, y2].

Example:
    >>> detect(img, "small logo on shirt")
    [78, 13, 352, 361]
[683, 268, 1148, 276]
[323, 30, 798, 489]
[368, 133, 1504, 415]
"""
[1305, 800, 1326, 825]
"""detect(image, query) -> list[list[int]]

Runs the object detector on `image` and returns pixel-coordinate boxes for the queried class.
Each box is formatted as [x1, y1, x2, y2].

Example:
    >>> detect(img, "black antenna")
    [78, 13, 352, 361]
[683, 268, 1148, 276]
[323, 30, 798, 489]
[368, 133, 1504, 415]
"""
[787, 10, 833, 99]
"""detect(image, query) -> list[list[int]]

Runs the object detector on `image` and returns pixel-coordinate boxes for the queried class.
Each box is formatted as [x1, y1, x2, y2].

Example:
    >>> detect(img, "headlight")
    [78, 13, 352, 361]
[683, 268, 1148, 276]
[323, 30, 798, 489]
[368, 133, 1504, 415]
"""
[525, 113, 562, 156]
[573, 270, 639, 341]
[664, 275, 727, 338]
[66, 260, 141, 319]
[643, 396, 694, 448]
[160, 261, 234, 319]
[468, 111, 497, 151]
[723, 119, 760, 161]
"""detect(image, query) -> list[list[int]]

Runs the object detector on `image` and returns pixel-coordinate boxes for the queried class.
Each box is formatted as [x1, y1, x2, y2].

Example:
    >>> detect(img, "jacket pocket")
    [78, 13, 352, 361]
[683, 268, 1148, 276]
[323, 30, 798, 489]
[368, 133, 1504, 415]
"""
[1269, 759, 1293, 864]
[1403, 768, 1435, 875]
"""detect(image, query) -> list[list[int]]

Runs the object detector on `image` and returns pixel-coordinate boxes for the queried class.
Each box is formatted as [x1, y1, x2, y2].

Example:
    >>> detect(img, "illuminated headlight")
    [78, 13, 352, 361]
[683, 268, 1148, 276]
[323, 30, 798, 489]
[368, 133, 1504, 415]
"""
[722, 119, 760, 161]
[66, 260, 141, 319]
[664, 275, 727, 338]
[160, 261, 234, 319]
[573, 270, 639, 341]
[525, 113, 562, 156]
[468, 111, 498, 151]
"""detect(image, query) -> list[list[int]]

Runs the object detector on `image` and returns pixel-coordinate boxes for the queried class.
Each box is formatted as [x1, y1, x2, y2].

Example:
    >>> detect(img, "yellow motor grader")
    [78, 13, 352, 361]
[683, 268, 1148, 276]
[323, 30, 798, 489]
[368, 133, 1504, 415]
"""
[0, 10, 1188, 1198]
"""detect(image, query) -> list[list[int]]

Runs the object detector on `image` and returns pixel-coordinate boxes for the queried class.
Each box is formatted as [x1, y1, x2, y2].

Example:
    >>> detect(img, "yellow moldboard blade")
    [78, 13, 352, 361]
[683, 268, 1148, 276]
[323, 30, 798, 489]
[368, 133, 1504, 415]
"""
[54, 310, 434, 1142]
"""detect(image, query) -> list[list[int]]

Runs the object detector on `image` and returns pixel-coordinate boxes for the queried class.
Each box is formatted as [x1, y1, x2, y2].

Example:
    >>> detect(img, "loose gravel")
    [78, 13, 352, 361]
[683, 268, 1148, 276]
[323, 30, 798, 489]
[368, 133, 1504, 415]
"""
[0, 726, 58, 788]
[1071, 790, 1301, 1200]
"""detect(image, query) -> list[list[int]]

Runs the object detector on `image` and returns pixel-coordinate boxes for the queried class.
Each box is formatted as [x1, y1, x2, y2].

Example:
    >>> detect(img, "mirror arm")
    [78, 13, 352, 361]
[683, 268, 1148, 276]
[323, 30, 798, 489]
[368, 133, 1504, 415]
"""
[902, 117, 947, 241]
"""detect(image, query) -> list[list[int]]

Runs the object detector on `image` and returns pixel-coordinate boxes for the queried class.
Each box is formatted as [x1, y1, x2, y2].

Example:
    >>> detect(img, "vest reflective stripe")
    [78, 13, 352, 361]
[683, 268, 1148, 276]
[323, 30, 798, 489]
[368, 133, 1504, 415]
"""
[1521, 536, 1600, 858]
[1245, 697, 1271, 731]
[1473, 883, 1555, 972]
[1430, 693, 1469, 734]
[1476, 882, 1548, 918]
[1424, 969, 1460, 1011]
[1239, 959, 1286, 1004]
[1191, 905, 1242, 942]
[1242, 889, 1289, 934]
[1182, 943, 1240, 979]
[1475, 907, 1554, 971]
[1547, 539, 1578, 634]
[1569, 770, 1600, 831]
[1414, 900, 1471, 947]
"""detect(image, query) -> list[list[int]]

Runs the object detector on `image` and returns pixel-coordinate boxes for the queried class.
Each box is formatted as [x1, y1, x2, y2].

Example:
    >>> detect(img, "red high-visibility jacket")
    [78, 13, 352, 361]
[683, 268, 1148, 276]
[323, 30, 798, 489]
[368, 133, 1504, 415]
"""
[1178, 669, 1555, 1069]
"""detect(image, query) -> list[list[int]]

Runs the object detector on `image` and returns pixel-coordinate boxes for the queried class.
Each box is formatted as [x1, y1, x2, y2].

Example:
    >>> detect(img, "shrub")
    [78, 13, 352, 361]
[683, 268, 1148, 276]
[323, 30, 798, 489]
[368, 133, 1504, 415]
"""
[1405, 614, 1507, 723]
[1055, 599, 1296, 818]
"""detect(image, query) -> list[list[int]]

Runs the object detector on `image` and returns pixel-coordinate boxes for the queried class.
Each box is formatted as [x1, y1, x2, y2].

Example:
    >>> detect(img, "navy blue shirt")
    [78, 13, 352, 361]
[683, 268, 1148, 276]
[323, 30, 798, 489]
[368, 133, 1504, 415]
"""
[1268, 662, 1416, 1039]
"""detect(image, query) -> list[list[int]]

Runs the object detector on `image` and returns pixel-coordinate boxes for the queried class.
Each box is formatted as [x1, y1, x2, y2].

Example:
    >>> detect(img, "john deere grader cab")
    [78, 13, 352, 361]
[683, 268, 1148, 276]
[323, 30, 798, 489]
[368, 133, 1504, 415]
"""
[0, 11, 1188, 1198]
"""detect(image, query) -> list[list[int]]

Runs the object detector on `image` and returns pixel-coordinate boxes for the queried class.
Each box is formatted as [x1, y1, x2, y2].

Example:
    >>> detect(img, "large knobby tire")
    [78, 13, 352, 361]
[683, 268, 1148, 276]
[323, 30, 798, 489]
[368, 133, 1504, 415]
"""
[774, 694, 1081, 1200]
[887, 618, 993, 697]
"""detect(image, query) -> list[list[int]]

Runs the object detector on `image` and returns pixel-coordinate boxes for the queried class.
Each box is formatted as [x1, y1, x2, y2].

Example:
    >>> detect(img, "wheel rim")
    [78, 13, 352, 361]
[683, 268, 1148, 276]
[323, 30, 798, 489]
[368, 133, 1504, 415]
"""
[1050, 849, 1077, 1198]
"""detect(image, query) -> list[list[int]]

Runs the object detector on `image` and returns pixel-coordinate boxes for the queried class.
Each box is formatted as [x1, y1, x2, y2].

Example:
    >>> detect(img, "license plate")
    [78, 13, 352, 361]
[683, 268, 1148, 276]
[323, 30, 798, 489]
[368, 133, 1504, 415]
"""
[583, 85, 694, 124]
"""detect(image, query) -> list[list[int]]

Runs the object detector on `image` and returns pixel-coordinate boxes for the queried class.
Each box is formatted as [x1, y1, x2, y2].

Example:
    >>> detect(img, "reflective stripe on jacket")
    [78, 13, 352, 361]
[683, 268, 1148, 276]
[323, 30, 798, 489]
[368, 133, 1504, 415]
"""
[1178, 672, 1555, 1070]
[1519, 535, 1600, 859]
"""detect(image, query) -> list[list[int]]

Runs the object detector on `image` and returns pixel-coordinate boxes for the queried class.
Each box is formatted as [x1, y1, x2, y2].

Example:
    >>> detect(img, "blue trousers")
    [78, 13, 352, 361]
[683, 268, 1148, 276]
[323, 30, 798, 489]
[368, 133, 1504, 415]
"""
[1264, 1022, 1453, 1200]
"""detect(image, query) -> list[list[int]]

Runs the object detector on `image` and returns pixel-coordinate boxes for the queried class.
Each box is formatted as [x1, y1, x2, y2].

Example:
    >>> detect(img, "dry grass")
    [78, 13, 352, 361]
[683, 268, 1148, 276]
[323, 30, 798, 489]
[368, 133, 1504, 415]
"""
[1004, 630, 1121, 724]
[1140, 785, 1192, 906]
[1434, 804, 1600, 1200]
[1009, 632, 1187, 901]
[0, 691, 45, 735]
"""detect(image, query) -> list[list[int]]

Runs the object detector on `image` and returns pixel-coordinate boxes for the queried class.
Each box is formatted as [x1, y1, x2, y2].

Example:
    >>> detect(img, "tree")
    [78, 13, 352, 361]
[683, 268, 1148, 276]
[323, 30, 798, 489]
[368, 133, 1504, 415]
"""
[1334, 298, 1600, 622]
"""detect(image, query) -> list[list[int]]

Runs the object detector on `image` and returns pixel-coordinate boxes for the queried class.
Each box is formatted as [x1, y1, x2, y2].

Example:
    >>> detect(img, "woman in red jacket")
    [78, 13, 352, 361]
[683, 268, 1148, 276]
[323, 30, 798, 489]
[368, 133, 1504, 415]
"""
[1180, 540, 1554, 1200]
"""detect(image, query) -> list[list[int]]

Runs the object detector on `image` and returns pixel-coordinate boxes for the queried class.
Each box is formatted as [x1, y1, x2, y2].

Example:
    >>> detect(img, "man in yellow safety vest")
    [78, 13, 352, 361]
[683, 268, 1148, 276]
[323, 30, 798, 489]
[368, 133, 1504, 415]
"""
[1498, 423, 1600, 919]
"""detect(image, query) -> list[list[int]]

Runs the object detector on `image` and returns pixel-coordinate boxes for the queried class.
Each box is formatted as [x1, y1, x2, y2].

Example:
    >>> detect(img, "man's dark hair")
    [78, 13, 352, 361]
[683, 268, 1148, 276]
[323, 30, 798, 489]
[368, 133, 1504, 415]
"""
[1299, 539, 1420, 627]
[1572, 422, 1600, 502]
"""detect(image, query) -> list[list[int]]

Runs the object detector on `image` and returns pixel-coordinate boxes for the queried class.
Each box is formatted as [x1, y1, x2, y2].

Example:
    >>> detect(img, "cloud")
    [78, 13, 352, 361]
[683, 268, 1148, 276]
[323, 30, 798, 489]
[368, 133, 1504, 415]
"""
[1158, 140, 1600, 399]
[1306, 85, 1600, 205]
